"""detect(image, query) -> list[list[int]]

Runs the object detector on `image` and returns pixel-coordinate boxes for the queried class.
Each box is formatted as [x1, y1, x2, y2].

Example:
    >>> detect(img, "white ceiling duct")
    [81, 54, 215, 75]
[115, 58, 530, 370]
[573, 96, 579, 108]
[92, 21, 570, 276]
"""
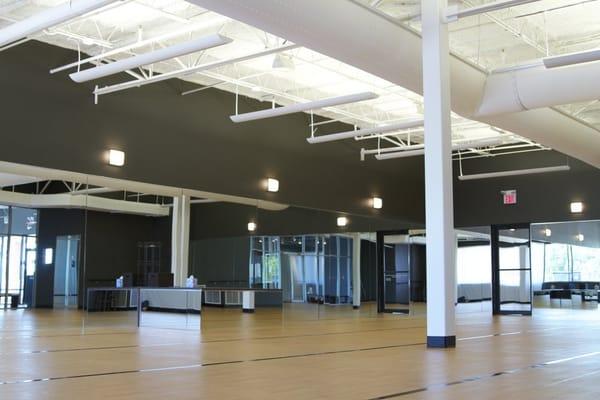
[70, 34, 232, 82]
[477, 62, 600, 116]
[188, 0, 600, 168]
[0, 0, 119, 47]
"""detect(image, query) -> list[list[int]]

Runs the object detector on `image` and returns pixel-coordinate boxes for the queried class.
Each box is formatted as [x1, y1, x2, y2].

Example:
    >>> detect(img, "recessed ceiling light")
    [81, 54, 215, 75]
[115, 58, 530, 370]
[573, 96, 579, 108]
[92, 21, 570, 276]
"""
[108, 149, 125, 166]
[570, 202, 584, 213]
[267, 178, 279, 193]
[372, 197, 383, 209]
[247, 222, 257, 232]
[337, 217, 348, 227]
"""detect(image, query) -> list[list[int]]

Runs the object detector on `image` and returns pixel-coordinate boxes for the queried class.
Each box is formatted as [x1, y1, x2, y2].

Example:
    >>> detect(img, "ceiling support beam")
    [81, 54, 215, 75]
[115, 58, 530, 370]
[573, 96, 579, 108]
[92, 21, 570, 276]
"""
[230, 92, 378, 123]
[0, 0, 120, 47]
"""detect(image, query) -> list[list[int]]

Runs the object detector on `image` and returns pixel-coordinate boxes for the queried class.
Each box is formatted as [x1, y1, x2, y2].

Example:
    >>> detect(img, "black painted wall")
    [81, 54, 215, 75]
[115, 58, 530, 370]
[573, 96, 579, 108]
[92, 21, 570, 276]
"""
[0, 41, 423, 225]
[2, 41, 600, 232]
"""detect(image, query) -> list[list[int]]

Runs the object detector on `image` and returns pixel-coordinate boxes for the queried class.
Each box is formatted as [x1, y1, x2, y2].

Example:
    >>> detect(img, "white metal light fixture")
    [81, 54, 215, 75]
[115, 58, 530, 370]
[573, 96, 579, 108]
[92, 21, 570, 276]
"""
[372, 197, 383, 209]
[247, 222, 257, 232]
[230, 92, 378, 123]
[544, 228, 552, 237]
[267, 178, 279, 193]
[70, 34, 232, 83]
[570, 201, 584, 213]
[337, 217, 348, 227]
[543, 48, 600, 69]
[457, 165, 570, 181]
[307, 119, 424, 144]
[0, 0, 119, 48]
[576, 233, 585, 242]
[108, 149, 125, 166]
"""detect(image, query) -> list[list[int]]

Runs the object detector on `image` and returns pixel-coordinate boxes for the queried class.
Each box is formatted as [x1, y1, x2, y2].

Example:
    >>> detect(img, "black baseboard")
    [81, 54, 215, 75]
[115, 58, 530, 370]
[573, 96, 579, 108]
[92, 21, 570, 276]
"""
[242, 308, 255, 313]
[353, 305, 360, 309]
[427, 335, 456, 348]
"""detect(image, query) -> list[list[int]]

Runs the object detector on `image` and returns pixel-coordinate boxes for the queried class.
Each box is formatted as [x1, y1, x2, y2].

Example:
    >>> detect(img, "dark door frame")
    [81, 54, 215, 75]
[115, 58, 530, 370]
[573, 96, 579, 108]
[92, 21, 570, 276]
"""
[491, 223, 532, 316]
[376, 229, 410, 314]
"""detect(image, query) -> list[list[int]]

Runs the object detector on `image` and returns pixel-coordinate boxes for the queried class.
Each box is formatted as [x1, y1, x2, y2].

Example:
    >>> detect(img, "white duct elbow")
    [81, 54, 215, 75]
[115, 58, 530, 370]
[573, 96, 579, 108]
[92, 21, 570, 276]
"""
[477, 61, 600, 116]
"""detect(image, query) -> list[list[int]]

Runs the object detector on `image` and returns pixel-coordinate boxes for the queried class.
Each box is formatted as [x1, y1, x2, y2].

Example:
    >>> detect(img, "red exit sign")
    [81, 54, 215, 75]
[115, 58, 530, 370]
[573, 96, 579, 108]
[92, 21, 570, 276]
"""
[502, 190, 517, 205]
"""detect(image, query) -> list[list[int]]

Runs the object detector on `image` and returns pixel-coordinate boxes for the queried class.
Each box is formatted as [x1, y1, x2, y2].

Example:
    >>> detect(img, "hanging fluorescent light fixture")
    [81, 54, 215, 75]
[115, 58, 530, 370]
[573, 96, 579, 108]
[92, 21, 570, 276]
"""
[230, 92, 378, 123]
[457, 165, 570, 181]
[543, 48, 600, 69]
[445, 0, 541, 22]
[307, 119, 424, 144]
[70, 33, 232, 83]
[0, 0, 119, 47]
[375, 136, 509, 160]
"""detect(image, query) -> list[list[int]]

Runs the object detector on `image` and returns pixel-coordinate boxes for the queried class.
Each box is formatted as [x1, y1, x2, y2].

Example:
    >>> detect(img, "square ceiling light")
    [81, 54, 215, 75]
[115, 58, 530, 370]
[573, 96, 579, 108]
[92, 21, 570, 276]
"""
[337, 217, 348, 227]
[570, 201, 583, 213]
[372, 197, 383, 209]
[544, 228, 552, 237]
[108, 149, 125, 167]
[267, 178, 279, 192]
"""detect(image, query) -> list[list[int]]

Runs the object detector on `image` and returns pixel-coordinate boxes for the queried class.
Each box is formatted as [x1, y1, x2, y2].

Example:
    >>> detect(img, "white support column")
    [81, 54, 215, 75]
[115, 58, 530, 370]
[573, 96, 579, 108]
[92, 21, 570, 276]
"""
[352, 233, 361, 309]
[422, 0, 456, 348]
[179, 194, 191, 287]
[171, 196, 181, 286]
[171, 195, 191, 287]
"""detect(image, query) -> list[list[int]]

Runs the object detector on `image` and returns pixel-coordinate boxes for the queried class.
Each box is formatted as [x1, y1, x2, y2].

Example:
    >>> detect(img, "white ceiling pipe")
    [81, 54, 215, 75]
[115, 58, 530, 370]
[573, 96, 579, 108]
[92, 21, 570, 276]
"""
[0, 0, 119, 47]
[543, 48, 600, 69]
[230, 92, 378, 123]
[70, 34, 232, 82]
[445, 0, 541, 22]
[187, 0, 600, 167]
[477, 62, 600, 116]
[306, 119, 423, 144]
[457, 165, 571, 181]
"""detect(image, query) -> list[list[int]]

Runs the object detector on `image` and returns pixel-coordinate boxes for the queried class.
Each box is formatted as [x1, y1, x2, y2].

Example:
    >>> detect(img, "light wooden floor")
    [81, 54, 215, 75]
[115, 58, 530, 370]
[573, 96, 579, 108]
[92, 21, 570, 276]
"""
[1, 304, 600, 399]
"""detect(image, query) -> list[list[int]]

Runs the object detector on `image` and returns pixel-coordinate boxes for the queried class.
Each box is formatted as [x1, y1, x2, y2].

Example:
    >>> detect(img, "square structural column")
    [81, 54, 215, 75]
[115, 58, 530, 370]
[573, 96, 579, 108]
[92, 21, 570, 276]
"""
[171, 194, 191, 287]
[242, 291, 255, 313]
[422, 0, 457, 348]
[352, 233, 361, 309]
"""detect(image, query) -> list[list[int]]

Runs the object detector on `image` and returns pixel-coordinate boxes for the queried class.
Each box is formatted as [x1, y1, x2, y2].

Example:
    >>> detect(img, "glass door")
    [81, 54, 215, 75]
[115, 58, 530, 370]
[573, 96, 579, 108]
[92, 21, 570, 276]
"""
[377, 231, 410, 314]
[492, 225, 532, 315]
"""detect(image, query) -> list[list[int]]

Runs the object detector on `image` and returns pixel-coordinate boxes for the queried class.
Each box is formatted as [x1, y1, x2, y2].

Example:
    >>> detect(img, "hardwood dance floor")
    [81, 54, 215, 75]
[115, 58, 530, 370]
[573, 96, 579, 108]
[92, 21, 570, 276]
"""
[1, 304, 599, 399]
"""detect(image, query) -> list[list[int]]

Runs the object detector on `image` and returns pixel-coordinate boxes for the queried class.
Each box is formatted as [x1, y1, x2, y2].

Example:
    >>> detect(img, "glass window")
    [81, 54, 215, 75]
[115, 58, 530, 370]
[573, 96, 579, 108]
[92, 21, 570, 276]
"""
[544, 243, 570, 282]
[456, 245, 491, 284]
[572, 245, 600, 282]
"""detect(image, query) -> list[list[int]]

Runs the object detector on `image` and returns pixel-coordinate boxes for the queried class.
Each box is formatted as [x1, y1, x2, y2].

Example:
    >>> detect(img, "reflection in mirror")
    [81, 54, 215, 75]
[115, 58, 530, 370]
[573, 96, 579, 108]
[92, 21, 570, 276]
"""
[531, 220, 600, 310]
[80, 183, 173, 331]
[456, 227, 491, 314]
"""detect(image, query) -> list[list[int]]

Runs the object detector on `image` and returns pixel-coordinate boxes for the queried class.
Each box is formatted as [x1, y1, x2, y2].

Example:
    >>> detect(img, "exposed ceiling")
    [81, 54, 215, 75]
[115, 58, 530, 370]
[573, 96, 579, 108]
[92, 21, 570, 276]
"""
[0, 0, 559, 164]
